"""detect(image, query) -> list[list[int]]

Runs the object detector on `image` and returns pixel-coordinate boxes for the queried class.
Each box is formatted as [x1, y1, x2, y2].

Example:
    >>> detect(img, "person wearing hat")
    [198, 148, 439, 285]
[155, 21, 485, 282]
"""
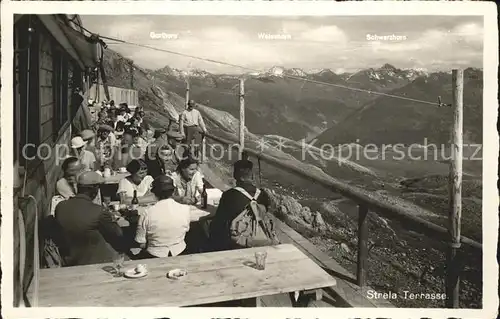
[209, 159, 271, 252]
[70, 136, 96, 172]
[134, 175, 205, 259]
[117, 108, 128, 123]
[146, 130, 187, 179]
[54, 171, 127, 266]
[96, 124, 119, 163]
[117, 159, 155, 204]
[79, 129, 98, 160]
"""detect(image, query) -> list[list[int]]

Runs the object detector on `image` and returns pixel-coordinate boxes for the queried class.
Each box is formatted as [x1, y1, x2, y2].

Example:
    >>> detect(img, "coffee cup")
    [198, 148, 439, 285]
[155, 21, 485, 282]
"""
[135, 264, 146, 274]
[103, 168, 111, 178]
[119, 167, 127, 173]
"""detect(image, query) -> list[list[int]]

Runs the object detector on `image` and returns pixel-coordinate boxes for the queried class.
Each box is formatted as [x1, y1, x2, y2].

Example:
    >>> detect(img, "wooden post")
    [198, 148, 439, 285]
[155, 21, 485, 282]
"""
[201, 136, 206, 164]
[185, 80, 190, 109]
[356, 205, 369, 287]
[446, 69, 464, 308]
[239, 78, 245, 158]
[98, 64, 110, 101]
[129, 60, 134, 90]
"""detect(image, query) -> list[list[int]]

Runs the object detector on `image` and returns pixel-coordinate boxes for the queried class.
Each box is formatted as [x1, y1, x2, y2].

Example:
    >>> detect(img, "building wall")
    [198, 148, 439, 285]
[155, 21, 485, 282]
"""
[13, 19, 83, 306]
[89, 84, 139, 107]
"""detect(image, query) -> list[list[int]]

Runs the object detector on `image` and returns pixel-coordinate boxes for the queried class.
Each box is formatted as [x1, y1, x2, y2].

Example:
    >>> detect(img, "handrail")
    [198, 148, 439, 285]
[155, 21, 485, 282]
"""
[204, 132, 482, 251]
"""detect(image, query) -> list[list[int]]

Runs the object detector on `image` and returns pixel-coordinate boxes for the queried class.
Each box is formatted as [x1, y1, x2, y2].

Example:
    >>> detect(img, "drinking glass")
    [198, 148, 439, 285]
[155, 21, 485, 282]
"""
[113, 253, 125, 277]
[254, 251, 267, 270]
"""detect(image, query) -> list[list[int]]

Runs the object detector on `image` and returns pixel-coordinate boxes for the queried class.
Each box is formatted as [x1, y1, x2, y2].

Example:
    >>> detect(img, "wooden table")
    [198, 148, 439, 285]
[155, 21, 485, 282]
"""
[34, 244, 336, 307]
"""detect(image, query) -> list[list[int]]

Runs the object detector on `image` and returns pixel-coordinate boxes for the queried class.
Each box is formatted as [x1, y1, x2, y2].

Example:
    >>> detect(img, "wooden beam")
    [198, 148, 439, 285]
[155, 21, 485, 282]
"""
[239, 78, 245, 158]
[356, 205, 369, 286]
[98, 63, 110, 101]
[446, 69, 464, 308]
[129, 60, 134, 90]
[185, 80, 190, 109]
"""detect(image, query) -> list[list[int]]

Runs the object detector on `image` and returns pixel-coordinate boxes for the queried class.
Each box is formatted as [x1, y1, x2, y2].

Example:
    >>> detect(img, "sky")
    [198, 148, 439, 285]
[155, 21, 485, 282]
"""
[81, 15, 483, 74]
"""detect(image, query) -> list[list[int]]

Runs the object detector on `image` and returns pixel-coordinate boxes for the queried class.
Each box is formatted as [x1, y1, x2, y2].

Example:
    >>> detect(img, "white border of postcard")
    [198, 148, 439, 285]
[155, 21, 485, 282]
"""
[1, 1, 498, 319]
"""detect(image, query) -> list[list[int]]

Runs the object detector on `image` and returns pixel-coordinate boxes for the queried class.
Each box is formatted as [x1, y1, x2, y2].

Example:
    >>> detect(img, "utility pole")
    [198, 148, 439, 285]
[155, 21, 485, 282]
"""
[446, 69, 464, 308]
[129, 60, 134, 90]
[185, 80, 190, 109]
[239, 78, 245, 158]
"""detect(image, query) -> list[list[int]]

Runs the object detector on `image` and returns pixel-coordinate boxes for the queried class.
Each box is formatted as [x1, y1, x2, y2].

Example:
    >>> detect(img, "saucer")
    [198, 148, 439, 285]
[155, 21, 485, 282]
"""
[123, 268, 148, 279]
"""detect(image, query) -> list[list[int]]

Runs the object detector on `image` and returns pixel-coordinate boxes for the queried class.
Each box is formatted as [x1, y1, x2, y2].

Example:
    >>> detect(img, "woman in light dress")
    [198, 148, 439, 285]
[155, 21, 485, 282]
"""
[170, 156, 204, 205]
[117, 159, 155, 204]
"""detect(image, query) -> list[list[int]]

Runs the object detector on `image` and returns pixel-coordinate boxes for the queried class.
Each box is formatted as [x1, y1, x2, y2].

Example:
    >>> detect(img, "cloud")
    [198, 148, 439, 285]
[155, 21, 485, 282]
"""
[299, 25, 348, 44]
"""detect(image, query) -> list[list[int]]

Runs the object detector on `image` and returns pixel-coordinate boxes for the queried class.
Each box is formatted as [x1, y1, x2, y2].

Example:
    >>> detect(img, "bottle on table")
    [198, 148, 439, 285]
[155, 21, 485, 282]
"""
[201, 182, 208, 209]
[131, 190, 139, 211]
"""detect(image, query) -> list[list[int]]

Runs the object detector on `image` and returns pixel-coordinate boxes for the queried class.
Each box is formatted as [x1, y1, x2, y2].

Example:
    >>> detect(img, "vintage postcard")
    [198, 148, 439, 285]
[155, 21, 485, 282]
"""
[1, 1, 498, 319]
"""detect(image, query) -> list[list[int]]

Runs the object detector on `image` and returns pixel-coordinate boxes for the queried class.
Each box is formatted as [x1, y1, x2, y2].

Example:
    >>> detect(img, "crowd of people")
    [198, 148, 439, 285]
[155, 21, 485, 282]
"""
[52, 99, 274, 268]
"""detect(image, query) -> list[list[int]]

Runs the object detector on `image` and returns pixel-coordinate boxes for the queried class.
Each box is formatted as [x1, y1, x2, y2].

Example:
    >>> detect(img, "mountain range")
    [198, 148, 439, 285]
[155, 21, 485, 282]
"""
[149, 63, 451, 140]
[146, 63, 481, 145]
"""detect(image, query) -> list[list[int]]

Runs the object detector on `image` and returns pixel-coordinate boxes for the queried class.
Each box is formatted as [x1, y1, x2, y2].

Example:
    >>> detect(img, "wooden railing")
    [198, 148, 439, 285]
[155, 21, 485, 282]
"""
[202, 132, 482, 304]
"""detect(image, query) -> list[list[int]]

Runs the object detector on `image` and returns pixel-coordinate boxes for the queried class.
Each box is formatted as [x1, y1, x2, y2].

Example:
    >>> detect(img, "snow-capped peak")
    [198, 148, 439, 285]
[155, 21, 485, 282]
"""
[189, 68, 212, 78]
[285, 68, 308, 77]
[268, 66, 285, 77]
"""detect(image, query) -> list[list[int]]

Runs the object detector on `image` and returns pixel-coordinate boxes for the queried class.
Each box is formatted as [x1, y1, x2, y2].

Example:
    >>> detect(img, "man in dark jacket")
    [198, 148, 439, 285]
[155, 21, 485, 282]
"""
[55, 171, 127, 266]
[209, 159, 270, 251]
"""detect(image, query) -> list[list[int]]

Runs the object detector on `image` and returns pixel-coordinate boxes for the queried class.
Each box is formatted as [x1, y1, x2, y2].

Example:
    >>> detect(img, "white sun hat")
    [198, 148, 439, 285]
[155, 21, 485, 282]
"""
[71, 136, 87, 149]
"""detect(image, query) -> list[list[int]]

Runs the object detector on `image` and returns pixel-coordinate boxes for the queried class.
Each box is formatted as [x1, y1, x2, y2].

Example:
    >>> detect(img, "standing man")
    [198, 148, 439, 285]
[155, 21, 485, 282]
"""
[55, 171, 127, 266]
[179, 100, 208, 157]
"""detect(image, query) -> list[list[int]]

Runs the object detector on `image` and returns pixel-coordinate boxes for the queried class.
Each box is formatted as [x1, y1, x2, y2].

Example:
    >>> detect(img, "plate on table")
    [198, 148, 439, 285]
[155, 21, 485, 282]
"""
[123, 268, 148, 279]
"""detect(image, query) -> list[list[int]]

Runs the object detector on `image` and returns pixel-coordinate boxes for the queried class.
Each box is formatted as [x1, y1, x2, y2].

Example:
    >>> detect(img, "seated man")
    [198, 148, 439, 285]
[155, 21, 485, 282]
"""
[70, 136, 96, 172]
[209, 159, 271, 251]
[146, 130, 186, 179]
[55, 171, 127, 266]
[134, 175, 201, 259]
[56, 157, 83, 199]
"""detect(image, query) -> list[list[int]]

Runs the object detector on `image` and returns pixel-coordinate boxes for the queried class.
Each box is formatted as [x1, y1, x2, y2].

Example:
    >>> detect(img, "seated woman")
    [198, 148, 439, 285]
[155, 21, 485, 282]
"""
[170, 156, 204, 205]
[117, 159, 155, 204]
[134, 175, 200, 259]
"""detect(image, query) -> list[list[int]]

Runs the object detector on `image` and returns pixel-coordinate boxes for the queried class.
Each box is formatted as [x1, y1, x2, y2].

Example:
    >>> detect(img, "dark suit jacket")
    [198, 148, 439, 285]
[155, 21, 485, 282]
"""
[55, 194, 126, 266]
